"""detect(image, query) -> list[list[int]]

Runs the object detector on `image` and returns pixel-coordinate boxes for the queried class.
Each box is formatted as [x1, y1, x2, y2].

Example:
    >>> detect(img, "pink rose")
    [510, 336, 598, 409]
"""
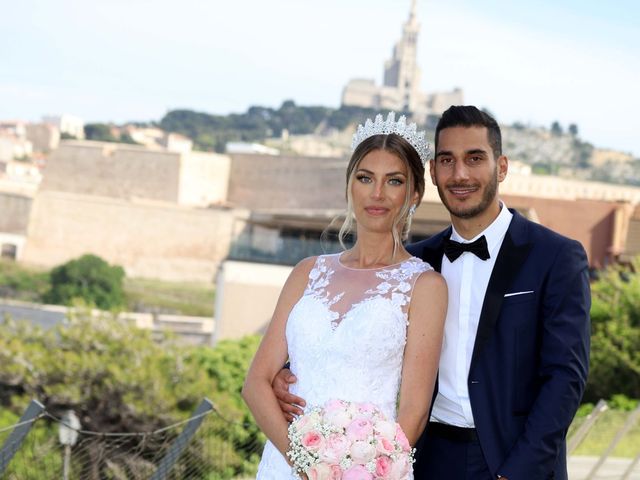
[308, 463, 342, 480]
[302, 430, 324, 451]
[307, 465, 322, 480]
[329, 465, 342, 480]
[375, 455, 392, 478]
[342, 464, 374, 480]
[395, 424, 411, 452]
[375, 435, 395, 455]
[319, 433, 349, 463]
[349, 440, 376, 464]
[346, 417, 374, 442]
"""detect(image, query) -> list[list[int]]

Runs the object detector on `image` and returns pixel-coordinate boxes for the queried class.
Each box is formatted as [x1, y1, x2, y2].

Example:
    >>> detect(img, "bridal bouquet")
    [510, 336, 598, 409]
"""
[287, 399, 414, 480]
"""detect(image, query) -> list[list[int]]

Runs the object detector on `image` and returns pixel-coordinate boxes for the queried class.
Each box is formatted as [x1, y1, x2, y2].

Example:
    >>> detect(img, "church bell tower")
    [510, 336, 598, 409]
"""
[383, 0, 422, 112]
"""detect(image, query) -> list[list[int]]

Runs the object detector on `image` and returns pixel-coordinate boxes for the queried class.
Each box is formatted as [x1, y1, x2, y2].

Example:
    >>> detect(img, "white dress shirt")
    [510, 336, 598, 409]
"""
[431, 204, 513, 427]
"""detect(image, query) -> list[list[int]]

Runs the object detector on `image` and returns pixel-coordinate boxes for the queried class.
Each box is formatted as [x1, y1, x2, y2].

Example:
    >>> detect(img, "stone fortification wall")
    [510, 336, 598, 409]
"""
[178, 151, 230, 206]
[0, 191, 32, 234]
[227, 153, 349, 210]
[42, 141, 182, 203]
[22, 191, 243, 281]
[214, 152, 640, 211]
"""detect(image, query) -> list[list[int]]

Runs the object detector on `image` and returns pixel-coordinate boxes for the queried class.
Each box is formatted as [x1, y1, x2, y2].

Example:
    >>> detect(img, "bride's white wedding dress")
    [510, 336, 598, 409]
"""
[256, 253, 432, 479]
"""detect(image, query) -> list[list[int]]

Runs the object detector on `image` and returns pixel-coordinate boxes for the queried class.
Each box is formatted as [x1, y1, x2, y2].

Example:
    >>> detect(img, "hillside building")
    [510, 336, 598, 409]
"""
[341, 0, 463, 120]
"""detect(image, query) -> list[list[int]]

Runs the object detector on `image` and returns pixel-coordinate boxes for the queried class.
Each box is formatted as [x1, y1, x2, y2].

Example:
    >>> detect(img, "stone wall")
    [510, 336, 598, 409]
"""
[227, 153, 349, 210]
[42, 141, 231, 207]
[178, 151, 230, 206]
[43, 141, 182, 203]
[22, 191, 245, 281]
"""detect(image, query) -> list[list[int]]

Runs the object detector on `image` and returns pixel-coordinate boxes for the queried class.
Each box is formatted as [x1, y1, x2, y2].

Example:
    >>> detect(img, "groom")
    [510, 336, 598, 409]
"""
[274, 106, 591, 479]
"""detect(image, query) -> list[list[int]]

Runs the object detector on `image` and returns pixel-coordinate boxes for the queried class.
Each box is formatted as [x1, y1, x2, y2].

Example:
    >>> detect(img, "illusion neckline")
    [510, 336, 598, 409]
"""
[335, 252, 418, 271]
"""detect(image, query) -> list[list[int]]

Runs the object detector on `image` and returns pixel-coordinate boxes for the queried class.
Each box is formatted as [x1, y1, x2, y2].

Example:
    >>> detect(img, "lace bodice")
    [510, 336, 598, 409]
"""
[257, 253, 432, 479]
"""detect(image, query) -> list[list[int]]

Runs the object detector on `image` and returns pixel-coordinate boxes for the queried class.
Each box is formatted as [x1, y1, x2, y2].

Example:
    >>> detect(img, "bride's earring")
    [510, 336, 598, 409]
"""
[408, 204, 416, 218]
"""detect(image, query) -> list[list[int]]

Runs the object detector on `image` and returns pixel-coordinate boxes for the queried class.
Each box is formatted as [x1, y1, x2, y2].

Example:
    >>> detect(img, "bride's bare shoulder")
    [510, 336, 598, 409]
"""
[282, 256, 319, 291]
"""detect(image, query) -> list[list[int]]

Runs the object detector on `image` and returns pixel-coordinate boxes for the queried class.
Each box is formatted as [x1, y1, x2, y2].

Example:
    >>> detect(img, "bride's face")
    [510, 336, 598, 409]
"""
[351, 149, 416, 235]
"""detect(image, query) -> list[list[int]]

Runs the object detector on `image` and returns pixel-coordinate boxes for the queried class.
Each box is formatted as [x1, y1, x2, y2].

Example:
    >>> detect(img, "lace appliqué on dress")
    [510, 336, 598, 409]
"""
[304, 257, 345, 329]
[364, 259, 431, 323]
[305, 254, 429, 330]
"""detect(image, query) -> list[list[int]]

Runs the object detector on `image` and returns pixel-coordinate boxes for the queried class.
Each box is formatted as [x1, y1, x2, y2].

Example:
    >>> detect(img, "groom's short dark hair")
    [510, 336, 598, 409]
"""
[435, 105, 502, 158]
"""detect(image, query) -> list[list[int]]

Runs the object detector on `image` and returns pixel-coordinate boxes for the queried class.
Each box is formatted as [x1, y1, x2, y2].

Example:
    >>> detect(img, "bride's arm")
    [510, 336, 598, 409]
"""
[242, 257, 316, 458]
[397, 270, 447, 445]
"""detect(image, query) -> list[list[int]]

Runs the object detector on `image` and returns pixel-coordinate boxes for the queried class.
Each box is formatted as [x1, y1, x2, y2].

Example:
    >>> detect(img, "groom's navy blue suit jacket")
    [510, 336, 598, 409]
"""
[407, 209, 591, 480]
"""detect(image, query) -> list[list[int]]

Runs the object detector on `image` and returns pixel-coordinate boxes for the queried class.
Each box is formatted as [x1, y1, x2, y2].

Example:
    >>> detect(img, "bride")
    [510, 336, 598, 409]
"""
[242, 113, 447, 479]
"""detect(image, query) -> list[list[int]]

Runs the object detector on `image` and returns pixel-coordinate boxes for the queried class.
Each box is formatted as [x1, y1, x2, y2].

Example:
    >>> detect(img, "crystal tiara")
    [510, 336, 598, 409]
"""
[351, 112, 431, 166]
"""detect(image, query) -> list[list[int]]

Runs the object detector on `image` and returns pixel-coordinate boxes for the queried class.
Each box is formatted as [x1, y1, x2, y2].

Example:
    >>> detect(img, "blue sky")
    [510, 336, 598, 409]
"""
[1, 0, 638, 156]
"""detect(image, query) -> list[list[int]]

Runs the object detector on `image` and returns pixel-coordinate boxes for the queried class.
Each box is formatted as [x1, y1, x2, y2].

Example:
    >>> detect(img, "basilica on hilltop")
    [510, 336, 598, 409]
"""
[341, 0, 463, 120]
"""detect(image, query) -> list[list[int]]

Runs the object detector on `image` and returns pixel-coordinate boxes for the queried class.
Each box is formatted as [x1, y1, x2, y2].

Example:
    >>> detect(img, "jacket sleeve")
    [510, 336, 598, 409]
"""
[498, 239, 591, 479]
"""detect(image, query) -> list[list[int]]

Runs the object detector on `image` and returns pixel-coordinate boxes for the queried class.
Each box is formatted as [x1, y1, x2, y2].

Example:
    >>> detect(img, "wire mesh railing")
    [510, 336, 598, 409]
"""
[0, 399, 264, 480]
[567, 402, 640, 480]
[1, 398, 640, 479]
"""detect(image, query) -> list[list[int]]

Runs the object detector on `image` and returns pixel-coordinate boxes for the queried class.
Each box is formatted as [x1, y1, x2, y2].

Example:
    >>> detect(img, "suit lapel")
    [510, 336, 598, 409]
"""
[420, 227, 451, 273]
[470, 218, 532, 366]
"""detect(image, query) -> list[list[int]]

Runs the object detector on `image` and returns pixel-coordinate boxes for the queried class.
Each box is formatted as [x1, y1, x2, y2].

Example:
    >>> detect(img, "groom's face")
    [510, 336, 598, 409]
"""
[430, 126, 507, 220]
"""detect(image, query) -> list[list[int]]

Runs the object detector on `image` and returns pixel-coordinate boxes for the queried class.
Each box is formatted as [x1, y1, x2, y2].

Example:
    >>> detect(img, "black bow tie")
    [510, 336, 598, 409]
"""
[443, 235, 490, 262]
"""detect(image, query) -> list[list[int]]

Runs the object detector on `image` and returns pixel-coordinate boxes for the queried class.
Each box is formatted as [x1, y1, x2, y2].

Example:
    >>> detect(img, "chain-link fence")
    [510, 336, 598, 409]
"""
[2, 398, 640, 479]
[0, 399, 263, 480]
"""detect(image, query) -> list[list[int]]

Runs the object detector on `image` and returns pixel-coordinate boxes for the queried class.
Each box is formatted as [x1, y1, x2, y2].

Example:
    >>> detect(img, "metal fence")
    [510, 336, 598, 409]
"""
[1, 398, 639, 479]
[567, 401, 640, 480]
[0, 399, 262, 480]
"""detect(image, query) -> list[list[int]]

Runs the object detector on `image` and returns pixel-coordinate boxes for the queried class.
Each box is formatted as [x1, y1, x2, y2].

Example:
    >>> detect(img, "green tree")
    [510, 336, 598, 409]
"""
[84, 123, 118, 142]
[573, 138, 594, 169]
[569, 123, 579, 136]
[44, 254, 126, 310]
[585, 258, 640, 401]
[551, 121, 563, 136]
[0, 312, 222, 480]
[0, 259, 49, 302]
[189, 336, 264, 472]
[119, 132, 140, 144]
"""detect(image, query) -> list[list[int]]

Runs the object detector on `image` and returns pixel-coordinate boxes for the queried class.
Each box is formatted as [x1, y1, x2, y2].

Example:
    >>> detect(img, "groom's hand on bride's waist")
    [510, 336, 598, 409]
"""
[272, 368, 306, 422]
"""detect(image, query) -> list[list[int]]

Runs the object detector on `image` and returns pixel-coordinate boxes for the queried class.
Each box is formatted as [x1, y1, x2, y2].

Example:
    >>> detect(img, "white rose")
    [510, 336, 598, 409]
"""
[350, 440, 376, 464]
[324, 408, 352, 429]
[295, 411, 322, 434]
[390, 456, 410, 478]
[374, 420, 396, 440]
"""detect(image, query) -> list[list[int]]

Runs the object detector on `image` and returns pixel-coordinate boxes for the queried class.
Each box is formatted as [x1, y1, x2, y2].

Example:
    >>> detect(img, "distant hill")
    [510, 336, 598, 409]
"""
[159, 101, 384, 153]
[88, 101, 639, 187]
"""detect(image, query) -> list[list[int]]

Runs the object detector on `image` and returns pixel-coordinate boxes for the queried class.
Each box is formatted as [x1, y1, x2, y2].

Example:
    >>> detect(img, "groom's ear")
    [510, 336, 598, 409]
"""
[497, 155, 508, 183]
[429, 158, 437, 186]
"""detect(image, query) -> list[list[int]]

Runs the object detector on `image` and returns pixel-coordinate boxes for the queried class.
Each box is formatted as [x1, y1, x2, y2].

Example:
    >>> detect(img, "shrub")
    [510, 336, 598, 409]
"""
[44, 254, 126, 310]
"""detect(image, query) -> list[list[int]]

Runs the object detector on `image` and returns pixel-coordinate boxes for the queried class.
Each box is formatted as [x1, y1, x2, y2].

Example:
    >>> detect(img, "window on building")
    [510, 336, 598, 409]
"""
[1, 243, 17, 260]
